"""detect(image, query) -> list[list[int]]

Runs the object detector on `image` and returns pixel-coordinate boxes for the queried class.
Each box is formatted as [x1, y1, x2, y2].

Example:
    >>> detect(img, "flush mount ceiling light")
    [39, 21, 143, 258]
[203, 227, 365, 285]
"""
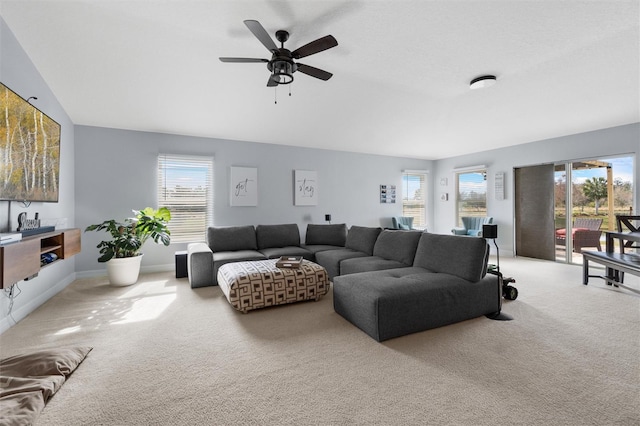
[470, 75, 497, 90]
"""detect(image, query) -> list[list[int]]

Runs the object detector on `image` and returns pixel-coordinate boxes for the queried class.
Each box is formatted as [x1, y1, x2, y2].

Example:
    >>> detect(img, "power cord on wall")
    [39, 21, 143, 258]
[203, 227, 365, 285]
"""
[3, 282, 22, 324]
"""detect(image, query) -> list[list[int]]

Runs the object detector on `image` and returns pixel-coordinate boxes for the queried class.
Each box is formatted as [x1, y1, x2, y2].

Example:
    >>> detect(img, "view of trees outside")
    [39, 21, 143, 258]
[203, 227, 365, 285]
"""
[157, 155, 213, 243]
[456, 170, 487, 226]
[554, 156, 634, 231]
[402, 173, 427, 229]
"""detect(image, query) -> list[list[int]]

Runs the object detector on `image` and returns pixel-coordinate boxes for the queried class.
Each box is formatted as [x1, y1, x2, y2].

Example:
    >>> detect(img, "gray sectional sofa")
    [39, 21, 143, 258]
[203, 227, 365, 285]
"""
[187, 223, 501, 341]
[187, 223, 347, 288]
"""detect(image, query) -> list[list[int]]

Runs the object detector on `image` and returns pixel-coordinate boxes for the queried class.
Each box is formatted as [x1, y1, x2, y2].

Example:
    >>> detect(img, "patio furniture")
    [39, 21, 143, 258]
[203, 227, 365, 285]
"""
[452, 217, 493, 237]
[555, 218, 603, 253]
[615, 215, 640, 249]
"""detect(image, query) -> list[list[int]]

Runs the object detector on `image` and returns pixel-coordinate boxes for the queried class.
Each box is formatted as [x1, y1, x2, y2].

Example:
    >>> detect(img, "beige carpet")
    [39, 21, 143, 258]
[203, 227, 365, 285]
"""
[1, 257, 638, 425]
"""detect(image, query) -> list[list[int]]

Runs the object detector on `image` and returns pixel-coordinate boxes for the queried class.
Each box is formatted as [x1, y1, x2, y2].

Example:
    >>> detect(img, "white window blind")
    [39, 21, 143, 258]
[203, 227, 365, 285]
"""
[402, 172, 427, 229]
[157, 154, 213, 243]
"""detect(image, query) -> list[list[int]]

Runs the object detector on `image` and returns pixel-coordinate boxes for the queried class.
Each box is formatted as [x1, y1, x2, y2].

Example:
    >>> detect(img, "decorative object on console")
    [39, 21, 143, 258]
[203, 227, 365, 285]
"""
[230, 166, 258, 206]
[325, 214, 332, 223]
[17, 211, 56, 236]
[294, 170, 317, 206]
[85, 207, 171, 286]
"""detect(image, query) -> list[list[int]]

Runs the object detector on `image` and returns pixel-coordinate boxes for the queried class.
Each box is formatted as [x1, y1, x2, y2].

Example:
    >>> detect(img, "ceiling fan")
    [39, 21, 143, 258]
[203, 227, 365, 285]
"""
[220, 20, 338, 87]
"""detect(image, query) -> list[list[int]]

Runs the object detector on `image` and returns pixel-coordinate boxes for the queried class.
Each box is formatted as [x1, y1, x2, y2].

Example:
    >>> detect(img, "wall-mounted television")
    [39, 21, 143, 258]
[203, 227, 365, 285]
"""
[0, 82, 61, 202]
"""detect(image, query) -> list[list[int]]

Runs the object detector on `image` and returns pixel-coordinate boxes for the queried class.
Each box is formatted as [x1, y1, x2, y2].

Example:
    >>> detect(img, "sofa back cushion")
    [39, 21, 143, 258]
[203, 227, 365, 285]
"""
[256, 224, 300, 249]
[373, 230, 423, 265]
[413, 233, 489, 282]
[305, 223, 348, 246]
[345, 226, 382, 255]
[207, 226, 257, 252]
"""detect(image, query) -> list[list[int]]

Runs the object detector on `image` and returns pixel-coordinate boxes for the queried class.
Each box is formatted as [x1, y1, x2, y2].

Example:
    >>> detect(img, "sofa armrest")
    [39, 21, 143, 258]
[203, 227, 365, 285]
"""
[451, 227, 467, 235]
[187, 243, 215, 288]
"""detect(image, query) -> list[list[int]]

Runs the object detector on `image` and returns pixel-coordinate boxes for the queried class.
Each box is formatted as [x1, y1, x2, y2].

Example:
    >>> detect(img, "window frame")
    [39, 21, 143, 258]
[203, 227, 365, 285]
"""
[455, 168, 488, 227]
[157, 154, 214, 244]
[401, 170, 428, 230]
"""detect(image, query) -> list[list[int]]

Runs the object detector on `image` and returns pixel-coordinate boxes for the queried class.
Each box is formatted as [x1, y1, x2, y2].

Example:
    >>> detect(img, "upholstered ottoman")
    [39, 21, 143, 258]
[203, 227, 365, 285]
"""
[217, 259, 330, 313]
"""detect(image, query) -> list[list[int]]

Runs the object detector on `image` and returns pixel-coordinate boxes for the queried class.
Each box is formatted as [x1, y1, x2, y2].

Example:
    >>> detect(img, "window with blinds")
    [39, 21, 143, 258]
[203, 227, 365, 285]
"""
[455, 169, 487, 226]
[157, 154, 213, 243]
[402, 172, 427, 229]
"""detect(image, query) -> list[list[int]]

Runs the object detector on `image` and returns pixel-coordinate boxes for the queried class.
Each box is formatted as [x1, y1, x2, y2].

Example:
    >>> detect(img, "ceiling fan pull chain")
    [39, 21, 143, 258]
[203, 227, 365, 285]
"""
[289, 85, 292, 97]
[274, 86, 277, 104]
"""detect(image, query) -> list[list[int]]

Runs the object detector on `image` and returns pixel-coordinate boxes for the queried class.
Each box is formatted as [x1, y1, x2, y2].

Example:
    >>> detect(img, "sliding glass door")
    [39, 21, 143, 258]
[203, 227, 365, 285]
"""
[554, 155, 635, 264]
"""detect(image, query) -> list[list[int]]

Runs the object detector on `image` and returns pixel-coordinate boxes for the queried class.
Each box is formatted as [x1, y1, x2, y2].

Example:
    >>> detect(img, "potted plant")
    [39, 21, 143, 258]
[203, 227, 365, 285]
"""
[85, 207, 171, 286]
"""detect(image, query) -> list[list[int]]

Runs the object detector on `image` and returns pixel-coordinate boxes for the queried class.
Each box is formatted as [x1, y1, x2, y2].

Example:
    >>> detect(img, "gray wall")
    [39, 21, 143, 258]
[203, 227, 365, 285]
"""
[431, 123, 640, 254]
[0, 17, 76, 332]
[74, 126, 432, 274]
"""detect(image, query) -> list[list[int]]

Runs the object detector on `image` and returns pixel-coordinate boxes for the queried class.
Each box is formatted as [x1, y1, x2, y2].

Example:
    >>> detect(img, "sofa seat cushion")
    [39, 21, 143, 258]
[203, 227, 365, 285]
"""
[345, 226, 382, 255]
[302, 244, 345, 255]
[333, 269, 500, 341]
[305, 223, 347, 246]
[413, 233, 489, 282]
[207, 226, 258, 252]
[372, 230, 423, 265]
[212, 250, 267, 285]
[259, 246, 314, 260]
[339, 256, 406, 276]
[256, 224, 300, 249]
[314, 248, 370, 280]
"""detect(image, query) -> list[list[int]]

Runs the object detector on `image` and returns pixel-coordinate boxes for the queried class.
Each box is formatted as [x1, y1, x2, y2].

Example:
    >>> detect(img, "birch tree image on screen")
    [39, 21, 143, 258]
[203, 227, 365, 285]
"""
[0, 82, 61, 202]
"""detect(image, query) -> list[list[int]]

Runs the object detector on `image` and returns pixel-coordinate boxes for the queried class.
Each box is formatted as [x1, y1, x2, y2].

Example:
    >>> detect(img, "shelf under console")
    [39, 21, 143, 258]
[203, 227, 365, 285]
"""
[0, 228, 81, 289]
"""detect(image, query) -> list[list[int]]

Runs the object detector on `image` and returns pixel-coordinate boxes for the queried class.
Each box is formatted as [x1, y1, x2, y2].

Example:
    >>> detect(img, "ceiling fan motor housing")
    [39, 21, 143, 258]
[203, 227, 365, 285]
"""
[268, 49, 297, 84]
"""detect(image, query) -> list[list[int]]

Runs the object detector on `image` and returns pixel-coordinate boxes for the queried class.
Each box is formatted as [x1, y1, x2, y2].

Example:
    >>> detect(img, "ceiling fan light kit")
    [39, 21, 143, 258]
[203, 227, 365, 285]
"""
[220, 20, 338, 91]
[470, 75, 497, 90]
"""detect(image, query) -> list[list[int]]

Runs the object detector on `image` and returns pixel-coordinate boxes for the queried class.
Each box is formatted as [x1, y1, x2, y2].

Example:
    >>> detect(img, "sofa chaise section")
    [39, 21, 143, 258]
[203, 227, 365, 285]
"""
[333, 233, 500, 341]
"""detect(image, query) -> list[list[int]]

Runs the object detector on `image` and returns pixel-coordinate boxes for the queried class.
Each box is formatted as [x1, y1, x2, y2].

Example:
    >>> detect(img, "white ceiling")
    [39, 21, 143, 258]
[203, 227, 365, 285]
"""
[1, 0, 638, 160]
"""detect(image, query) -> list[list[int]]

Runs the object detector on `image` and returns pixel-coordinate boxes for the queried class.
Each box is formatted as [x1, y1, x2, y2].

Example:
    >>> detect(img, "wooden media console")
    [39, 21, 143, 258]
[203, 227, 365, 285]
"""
[0, 228, 81, 289]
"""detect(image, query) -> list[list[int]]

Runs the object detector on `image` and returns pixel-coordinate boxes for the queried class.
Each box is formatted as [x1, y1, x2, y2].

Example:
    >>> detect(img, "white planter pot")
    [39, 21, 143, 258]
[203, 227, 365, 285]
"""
[106, 254, 143, 286]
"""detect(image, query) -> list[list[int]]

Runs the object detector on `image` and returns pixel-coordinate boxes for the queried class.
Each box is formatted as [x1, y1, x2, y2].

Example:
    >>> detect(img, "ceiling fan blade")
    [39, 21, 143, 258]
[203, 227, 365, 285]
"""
[244, 20, 278, 52]
[267, 75, 279, 87]
[297, 63, 333, 81]
[219, 57, 269, 63]
[292, 35, 338, 59]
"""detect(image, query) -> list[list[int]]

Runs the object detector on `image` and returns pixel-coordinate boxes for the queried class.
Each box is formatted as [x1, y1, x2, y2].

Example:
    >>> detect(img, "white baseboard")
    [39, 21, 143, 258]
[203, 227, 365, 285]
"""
[0, 273, 76, 334]
[76, 263, 174, 280]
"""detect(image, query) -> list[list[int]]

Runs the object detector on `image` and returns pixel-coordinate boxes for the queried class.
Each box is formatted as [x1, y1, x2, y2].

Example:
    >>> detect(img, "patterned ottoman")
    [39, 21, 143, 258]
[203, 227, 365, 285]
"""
[217, 259, 330, 313]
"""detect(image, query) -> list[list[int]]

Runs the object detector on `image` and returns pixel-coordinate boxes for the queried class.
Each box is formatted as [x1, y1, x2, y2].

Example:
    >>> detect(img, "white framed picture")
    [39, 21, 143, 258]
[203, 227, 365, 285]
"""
[294, 170, 318, 206]
[230, 166, 258, 206]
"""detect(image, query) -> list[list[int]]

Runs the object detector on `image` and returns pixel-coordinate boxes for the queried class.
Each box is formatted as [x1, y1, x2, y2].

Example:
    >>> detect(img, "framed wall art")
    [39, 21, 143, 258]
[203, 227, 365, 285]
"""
[294, 170, 318, 206]
[230, 166, 258, 206]
[380, 184, 396, 203]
